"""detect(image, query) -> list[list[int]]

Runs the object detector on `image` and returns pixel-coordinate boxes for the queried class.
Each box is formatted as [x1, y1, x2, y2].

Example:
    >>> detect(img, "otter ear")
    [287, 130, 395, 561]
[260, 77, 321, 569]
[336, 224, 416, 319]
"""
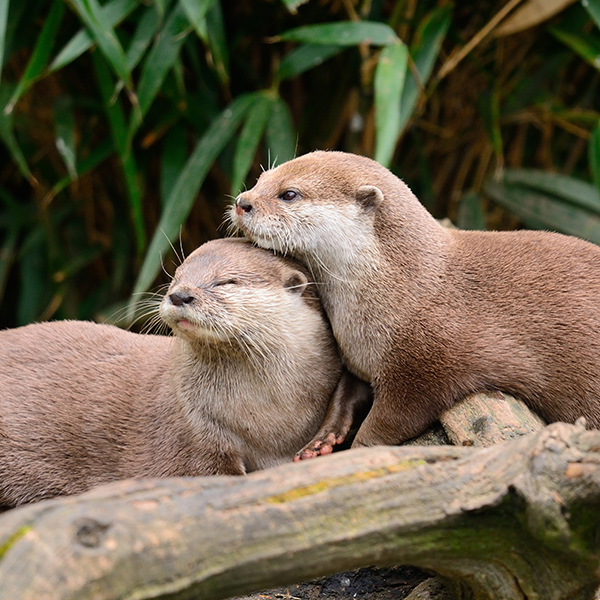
[284, 271, 309, 295]
[356, 185, 384, 213]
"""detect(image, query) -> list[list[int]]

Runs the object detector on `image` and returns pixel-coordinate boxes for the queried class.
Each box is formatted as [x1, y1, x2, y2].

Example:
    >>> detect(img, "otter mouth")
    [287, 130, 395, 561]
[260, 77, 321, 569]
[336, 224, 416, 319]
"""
[234, 221, 281, 252]
[169, 314, 231, 343]
[174, 318, 195, 332]
[230, 208, 294, 255]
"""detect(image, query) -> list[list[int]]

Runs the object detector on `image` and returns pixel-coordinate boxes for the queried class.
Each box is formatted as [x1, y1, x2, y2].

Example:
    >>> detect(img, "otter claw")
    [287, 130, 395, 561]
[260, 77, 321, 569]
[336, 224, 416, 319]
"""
[294, 432, 346, 461]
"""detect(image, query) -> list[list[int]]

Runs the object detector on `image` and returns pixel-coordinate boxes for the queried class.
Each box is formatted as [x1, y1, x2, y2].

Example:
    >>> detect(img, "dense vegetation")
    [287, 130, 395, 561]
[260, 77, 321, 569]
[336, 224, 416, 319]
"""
[1, 0, 599, 328]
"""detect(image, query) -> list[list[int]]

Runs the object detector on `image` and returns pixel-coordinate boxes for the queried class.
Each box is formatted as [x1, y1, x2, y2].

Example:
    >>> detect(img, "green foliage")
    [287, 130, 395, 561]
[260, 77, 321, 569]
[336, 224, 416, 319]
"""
[374, 41, 408, 167]
[485, 170, 600, 244]
[0, 0, 599, 328]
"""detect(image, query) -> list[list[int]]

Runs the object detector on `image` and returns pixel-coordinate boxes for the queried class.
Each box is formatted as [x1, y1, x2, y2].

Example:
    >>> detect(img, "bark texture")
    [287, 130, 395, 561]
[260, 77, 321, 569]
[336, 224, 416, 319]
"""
[1, 419, 599, 600]
[440, 391, 547, 446]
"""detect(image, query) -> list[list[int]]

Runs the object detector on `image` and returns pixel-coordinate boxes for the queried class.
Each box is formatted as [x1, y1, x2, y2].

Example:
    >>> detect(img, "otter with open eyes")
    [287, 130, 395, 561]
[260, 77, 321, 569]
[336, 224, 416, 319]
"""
[0, 238, 356, 507]
[231, 150, 600, 448]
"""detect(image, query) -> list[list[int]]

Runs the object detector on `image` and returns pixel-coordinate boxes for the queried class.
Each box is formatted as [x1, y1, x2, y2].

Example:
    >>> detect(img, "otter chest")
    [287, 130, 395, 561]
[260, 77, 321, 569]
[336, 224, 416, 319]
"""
[322, 289, 380, 383]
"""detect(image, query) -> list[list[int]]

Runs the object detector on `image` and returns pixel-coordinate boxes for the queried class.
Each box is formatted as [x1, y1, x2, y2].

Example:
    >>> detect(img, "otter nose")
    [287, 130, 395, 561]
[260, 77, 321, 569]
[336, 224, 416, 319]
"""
[169, 292, 195, 306]
[235, 195, 253, 215]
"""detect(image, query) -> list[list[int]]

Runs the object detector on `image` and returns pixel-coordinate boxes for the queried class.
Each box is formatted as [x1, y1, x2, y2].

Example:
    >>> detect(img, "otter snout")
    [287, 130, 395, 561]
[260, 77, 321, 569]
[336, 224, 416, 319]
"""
[235, 194, 253, 215]
[169, 291, 195, 306]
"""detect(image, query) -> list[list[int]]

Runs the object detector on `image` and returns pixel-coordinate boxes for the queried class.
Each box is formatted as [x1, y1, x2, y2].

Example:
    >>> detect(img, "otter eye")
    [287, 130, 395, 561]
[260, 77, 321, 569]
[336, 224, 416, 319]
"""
[214, 278, 238, 287]
[279, 189, 299, 203]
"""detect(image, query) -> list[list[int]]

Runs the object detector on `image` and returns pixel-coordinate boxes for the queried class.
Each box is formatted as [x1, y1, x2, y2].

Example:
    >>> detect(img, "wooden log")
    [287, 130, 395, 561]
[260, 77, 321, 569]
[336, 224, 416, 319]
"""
[1, 421, 599, 600]
[440, 391, 546, 446]
[402, 391, 548, 599]
[405, 578, 454, 600]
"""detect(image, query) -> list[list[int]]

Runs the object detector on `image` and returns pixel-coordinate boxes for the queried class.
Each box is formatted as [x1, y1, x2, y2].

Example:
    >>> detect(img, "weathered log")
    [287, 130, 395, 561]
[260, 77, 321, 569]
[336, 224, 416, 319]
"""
[440, 391, 546, 446]
[407, 391, 547, 448]
[1, 421, 599, 600]
[405, 578, 454, 600]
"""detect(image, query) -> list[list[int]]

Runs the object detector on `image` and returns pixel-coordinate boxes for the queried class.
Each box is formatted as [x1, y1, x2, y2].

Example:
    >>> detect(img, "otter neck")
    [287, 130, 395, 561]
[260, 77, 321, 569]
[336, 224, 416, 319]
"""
[305, 197, 450, 381]
[168, 330, 329, 460]
[303, 196, 449, 296]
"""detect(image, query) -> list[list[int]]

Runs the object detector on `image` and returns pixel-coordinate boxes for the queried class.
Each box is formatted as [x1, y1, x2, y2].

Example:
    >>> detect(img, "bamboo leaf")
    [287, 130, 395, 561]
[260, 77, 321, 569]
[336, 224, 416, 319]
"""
[93, 52, 146, 255]
[550, 26, 600, 71]
[456, 192, 487, 230]
[590, 122, 600, 197]
[495, 0, 577, 37]
[54, 97, 77, 182]
[502, 168, 600, 214]
[231, 93, 272, 196]
[46, 139, 112, 202]
[485, 180, 600, 245]
[154, 0, 167, 19]
[133, 93, 255, 297]
[68, 0, 133, 89]
[0, 225, 18, 305]
[0, 0, 9, 83]
[161, 125, 188, 208]
[125, 3, 164, 71]
[374, 41, 408, 167]
[49, 0, 138, 74]
[16, 232, 50, 325]
[265, 96, 296, 166]
[0, 188, 24, 305]
[278, 44, 344, 80]
[480, 89, 503, 165]
[397, 5, 452, 137]
[179, 0, 216, 38]
[0, 120, 31, 180]
[278, 21, 399, 46]
[4, 0, 65, 114]
[128, 4, 190, 139]
[0, 85, 33, 181]
[206, 0, 229, 86]
[583, 0, 600, 30]
[1, 0, 27, 79]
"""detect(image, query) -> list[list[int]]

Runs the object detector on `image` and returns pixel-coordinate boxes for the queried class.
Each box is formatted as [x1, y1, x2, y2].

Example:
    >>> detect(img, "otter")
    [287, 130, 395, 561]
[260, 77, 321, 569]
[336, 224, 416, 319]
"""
[0, 238, 345, 507]
[230, 150, 600, 448]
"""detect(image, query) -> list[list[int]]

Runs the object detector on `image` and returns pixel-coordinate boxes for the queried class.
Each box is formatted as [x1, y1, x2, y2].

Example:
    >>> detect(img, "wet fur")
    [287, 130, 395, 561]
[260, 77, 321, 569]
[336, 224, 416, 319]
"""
[231, 151, 600, 446]
[0, 238, 341, 506]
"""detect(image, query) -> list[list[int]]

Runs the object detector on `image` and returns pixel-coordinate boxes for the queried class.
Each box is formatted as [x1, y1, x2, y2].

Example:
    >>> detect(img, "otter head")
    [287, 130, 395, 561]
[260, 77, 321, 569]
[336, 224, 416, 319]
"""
[229, 151, 395, 275]
[159, 238, 325, 362]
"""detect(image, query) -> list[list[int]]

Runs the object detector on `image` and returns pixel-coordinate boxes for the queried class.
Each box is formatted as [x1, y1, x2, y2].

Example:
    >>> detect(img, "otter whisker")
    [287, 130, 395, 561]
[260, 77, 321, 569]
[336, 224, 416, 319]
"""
[178, 226, 186, 264]
[305, 250, 351, 284]
[221, 214, 240, 236]
[159, 252, 174, 281]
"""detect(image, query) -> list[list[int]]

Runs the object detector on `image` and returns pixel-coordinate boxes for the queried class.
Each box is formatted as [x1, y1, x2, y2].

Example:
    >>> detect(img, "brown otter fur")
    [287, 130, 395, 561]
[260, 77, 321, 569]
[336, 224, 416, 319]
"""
[231, 150, 600, 447]
[0, 238, 342, 507]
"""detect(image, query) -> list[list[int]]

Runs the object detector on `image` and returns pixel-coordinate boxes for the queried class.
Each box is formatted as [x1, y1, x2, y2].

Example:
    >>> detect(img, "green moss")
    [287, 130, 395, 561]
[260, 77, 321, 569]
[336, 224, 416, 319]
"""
[0, 525, 32, 560]
[266, 460, 427, 503]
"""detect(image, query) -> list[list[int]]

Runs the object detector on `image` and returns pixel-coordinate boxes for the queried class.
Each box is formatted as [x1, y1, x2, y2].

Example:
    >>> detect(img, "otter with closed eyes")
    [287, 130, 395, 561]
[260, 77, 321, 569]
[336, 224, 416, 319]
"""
[0, 238, 348, 507]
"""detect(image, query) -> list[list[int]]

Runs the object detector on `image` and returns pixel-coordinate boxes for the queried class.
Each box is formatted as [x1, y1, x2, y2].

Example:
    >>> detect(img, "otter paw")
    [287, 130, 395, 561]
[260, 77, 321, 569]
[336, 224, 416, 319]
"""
[293, 432, 345, 461]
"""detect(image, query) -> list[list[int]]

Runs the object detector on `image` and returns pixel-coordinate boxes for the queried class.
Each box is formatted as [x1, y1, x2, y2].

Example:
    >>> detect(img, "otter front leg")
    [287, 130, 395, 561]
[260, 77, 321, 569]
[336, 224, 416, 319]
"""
[294, 370, 372, 461]
[206, 450, 247, 476]
[351, 382, 448, 447]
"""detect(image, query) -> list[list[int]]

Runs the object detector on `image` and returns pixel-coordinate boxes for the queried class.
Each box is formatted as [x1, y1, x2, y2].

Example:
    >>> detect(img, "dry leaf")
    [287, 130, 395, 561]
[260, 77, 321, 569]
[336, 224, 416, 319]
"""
[495, 0, 577, 37]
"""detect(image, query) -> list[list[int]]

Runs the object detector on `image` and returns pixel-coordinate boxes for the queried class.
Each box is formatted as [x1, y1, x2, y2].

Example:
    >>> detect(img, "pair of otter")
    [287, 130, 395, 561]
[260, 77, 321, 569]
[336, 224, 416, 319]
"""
[4, 150, 600, 506]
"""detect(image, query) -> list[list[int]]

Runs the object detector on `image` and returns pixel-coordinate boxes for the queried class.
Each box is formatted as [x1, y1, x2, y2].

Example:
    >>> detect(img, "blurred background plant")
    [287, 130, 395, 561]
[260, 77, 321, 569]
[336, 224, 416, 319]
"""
[0, 0, 599, 328]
